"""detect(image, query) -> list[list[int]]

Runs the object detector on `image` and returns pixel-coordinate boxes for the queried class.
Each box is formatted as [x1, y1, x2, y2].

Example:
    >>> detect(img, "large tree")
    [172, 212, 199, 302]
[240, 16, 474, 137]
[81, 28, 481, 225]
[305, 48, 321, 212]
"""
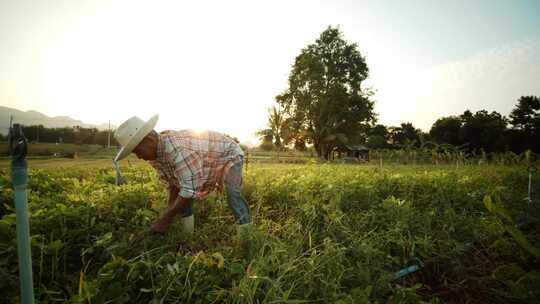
[509, 96, 540, 131]
[255, 128, 274, 151]
[390, 122, 421, 147]
[366, 124, 390, 149]
[267, 106, 284, 149]
[276, 26, 376, 160]
[509, 95, 540, 152]
[429, 116, 463, 146]
[460, 110, 507, 152]
[256, 106, 287, 150]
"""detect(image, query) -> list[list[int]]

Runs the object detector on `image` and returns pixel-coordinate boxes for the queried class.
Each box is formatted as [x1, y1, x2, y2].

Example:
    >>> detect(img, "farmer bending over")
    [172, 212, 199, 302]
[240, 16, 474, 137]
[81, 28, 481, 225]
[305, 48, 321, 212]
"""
[113, 115, 252, 241]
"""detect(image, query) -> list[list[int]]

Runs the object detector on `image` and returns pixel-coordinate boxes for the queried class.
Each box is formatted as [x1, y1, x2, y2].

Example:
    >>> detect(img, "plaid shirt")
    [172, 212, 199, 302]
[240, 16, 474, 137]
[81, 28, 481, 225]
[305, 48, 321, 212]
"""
[149, 130, 244, 199]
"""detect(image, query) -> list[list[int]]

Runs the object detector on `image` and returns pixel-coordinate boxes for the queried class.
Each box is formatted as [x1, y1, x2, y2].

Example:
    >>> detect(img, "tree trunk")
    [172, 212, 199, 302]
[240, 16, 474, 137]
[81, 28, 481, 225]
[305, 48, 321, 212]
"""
[320, 144, 332, 161]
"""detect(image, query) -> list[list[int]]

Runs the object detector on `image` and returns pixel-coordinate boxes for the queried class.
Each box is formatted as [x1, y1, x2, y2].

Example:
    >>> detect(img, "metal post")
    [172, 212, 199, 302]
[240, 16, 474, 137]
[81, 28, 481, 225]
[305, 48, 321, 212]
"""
[9, 123, 34, 304]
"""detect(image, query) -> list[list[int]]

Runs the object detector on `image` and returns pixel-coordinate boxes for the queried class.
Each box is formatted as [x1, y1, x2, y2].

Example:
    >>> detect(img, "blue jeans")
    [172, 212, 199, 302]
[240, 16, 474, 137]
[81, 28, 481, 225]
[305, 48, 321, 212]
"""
[224, 160, 252, 225]
[181, 160, 251, 225]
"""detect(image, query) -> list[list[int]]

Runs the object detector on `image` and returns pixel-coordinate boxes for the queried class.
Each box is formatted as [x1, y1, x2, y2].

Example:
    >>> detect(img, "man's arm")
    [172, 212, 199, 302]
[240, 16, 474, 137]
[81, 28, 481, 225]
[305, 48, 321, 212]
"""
[172, 196, 193, 215]
[168, 185, 179, 207]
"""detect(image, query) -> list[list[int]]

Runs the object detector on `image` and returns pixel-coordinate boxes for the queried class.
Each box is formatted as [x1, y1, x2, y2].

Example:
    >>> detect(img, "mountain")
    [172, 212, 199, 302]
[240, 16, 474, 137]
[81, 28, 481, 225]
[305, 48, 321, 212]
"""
[0, 106, 113, 135]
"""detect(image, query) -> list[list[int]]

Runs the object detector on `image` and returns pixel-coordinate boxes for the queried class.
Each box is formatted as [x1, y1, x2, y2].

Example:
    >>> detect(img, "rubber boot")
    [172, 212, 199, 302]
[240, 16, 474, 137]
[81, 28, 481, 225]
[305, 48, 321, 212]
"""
[181, 215, 194, 236]
[237, 223, 253, 256]
[237, 223, 252, 239]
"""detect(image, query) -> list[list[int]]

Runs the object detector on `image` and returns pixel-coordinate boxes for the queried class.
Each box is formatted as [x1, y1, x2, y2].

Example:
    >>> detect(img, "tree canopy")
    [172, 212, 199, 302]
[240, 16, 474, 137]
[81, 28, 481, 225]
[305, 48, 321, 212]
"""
[390, 123, 422, 147]
[460, 110, 507, 153]
[509, 96, 540, 131]
[366, 124, 390, 149]
[507, 95, 540, 151]
[427, 110, 507, 153]
[429, 116, 462, 146]
[276, 26, 376, 159]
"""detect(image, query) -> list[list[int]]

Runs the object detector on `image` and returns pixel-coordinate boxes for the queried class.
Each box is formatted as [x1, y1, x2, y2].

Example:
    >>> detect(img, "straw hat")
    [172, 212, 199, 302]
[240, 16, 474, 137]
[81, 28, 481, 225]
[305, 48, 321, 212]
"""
[113, 114, 159, 161]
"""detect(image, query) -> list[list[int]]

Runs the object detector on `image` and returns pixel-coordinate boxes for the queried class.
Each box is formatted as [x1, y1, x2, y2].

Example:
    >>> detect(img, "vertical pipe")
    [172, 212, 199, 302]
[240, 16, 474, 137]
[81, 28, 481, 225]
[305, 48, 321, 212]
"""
[11, 158, 35, 304]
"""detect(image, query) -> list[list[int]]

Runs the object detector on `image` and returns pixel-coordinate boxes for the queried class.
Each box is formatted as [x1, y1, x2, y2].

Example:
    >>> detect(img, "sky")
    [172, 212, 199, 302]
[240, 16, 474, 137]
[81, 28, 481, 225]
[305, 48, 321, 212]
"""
[1, 0, 539, 145]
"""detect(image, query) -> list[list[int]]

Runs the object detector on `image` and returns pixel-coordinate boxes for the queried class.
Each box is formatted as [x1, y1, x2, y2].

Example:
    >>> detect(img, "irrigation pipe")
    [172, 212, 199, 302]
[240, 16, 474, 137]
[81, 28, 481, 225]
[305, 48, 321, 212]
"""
[392, 265, 419, 280]
[392, 220, 531, 281]
[394, 165, 537, 280]
[113, 159, 125, 185]
[10, 122, 35, 303]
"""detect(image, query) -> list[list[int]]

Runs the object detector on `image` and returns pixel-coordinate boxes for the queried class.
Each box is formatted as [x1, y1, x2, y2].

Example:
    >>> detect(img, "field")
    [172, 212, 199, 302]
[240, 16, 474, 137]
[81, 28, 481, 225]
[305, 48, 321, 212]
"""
[0, 143, 116, 159]
[1, 160, 539, 303]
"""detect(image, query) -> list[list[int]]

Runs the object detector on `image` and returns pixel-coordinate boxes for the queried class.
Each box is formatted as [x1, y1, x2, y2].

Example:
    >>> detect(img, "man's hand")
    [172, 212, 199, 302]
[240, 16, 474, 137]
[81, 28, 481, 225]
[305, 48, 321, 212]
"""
[151, 197, 193, 234]
[151, 220, 170, 234]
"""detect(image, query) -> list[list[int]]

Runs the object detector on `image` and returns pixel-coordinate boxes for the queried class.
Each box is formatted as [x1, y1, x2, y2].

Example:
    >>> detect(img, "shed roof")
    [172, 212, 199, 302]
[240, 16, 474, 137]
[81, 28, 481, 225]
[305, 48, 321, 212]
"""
[345, 144, 369, 151]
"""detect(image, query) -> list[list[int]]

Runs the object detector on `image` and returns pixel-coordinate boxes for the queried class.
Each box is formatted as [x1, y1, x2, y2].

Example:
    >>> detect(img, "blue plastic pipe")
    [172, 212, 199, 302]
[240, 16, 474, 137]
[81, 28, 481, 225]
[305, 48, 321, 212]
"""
[393, 265, 419, 280]
[11, 129, 34, 303]
[12, 158, 34, 303]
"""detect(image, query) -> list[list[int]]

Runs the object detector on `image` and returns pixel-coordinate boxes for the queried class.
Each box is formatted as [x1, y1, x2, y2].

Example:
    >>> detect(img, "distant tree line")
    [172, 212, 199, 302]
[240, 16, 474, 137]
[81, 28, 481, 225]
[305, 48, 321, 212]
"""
[366, 96, 539, 153]
[259, 95, 539, 154]
[0, 125, 118, 146]
[426, 96, 539, 153]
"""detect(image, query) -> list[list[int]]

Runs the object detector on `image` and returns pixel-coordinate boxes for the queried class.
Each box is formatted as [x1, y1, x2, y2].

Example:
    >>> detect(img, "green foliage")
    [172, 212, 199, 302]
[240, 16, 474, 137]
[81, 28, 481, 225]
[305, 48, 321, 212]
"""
[509, 95, 540, 131]
[276, 26, 376, 159]
[255, 129, 274, 151]
[423, 95, 540, 154]
[366, 124, 390, 149]
[484, 194, 540, 258]
[483, 195, 512, 222]
[0, 163, 539, 303]
[390, 123, 422, 148]
[18, 125, 118, 146]
[460, 110, 508, 153]
[429, 116, 462, 146]
[508, 95, 540, 152]
[267, 106, 285, 148]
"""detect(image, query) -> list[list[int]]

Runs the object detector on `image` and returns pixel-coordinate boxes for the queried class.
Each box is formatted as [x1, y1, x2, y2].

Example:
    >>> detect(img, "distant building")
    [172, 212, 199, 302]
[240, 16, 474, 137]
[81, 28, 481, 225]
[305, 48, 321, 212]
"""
[334, 144, 370, 162]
